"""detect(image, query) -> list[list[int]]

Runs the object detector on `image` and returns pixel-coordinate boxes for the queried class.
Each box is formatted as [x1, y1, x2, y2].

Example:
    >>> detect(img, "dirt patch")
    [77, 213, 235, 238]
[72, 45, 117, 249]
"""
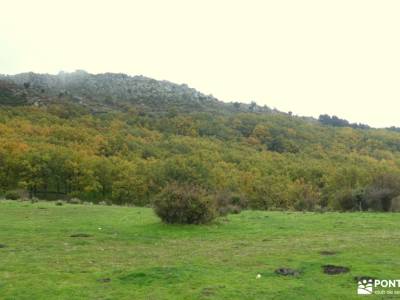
[70, 233, 92, 238]
[323, 265, 349, 275]
[320, 251, 337, 256]
[97, 278, 111, 283]
[275, 268, 300, 276]
[0, 244, 7, 248]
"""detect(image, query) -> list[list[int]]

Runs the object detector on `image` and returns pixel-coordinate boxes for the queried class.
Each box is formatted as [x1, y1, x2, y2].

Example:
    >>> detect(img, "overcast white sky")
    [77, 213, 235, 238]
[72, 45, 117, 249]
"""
[1, 0, 399, 127]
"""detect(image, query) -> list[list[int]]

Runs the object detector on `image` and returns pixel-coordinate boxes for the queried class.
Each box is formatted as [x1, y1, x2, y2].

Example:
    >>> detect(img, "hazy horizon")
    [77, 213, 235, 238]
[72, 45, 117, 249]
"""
[1, 0, 400, 127]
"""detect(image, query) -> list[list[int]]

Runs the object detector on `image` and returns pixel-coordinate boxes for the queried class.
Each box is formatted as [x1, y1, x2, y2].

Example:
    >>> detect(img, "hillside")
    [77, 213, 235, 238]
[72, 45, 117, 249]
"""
[0, 71, 271, 114]
[0, 71, 400, 211]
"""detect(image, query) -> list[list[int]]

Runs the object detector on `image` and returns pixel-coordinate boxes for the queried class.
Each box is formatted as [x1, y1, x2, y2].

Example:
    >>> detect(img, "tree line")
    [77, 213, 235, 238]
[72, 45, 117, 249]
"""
[1, 103, 400, 211]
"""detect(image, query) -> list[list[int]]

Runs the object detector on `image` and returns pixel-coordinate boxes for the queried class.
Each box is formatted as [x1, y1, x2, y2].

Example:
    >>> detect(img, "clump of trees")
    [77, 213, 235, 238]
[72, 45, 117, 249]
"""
[331, 173, 400, 211]
[319, 114, 370, 129]
[364, 173, 400, 211]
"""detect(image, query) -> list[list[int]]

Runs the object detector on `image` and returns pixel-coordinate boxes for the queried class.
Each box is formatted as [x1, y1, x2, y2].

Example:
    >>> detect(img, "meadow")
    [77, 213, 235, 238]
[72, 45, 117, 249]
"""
[0, 200, 399, 299]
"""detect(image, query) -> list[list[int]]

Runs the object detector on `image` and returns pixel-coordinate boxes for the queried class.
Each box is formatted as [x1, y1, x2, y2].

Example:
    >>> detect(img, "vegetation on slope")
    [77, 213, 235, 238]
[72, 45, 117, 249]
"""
[0, 71, 400, 211]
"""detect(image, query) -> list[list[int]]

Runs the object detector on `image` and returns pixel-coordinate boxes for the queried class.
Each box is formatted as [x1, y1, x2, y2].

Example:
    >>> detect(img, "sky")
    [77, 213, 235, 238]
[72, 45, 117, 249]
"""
[1, 0, 399, 127]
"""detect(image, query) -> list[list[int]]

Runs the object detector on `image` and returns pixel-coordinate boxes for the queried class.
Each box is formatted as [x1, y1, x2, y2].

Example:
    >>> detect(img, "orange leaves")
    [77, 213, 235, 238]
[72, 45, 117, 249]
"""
[0, 139, 29, 155]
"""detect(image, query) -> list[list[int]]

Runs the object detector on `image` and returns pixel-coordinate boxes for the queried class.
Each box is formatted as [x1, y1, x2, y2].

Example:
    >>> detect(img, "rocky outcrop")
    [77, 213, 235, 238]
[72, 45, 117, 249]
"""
[0, 70, 274, 115]
[0, 71, 220, 109]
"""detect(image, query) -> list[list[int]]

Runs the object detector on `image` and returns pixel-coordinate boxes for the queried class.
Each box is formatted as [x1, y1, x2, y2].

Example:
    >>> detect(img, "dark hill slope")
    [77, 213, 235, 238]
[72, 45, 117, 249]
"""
[0, 71, 272, 115]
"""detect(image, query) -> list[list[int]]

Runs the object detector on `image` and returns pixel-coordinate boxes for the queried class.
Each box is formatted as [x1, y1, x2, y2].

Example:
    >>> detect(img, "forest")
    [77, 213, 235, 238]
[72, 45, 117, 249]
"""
[1, 72, 400, 212]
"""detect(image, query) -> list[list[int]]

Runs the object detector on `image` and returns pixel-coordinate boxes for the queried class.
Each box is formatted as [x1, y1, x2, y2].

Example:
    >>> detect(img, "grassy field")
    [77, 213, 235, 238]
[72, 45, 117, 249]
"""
[0, 201, 399, 299]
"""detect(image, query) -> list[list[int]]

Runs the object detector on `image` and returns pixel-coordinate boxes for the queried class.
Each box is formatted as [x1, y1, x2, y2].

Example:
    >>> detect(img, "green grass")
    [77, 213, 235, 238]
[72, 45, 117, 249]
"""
[0, 201, 399, 299]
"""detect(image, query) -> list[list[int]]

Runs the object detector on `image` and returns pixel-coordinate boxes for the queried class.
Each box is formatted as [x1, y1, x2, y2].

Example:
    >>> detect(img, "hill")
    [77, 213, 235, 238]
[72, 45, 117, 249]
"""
[0, 71, 271, 114]
[0, 71, 400, 211]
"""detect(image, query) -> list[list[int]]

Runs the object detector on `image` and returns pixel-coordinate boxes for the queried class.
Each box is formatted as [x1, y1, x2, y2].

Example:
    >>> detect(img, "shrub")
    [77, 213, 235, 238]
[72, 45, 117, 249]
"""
[364, 173, 400, 211]
[55, 200, 63, 206]
[215, 191, 246, 216]
[332, 189, 365, 211]
[314, 205, 330, 213]
[365, 188, 395, 212]
[290, 181, 321, 211]
[391, 196, 400, 212]
[5, 191, 19, 200]
[30, 197, 39, 203]
[98, 200, 112, 206]
[69, 198, 81, 204]
[153, 183, 216, 224]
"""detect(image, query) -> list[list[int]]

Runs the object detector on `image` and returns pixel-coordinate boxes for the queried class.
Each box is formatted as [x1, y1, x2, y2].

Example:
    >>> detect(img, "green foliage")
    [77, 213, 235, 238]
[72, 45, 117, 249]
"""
[319, 114, 369, 129]
[153, 183, 216, 224]
[214, 191, 246, 216]
[391, 196, 400, 212]
[290, 180, 321, 211]
[364, 173, 400, 211]
[0, 82, 27, 106]
[5, 191, 19, 200]
[0, 87, 400, 211]
[332, 189, 361, 211]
